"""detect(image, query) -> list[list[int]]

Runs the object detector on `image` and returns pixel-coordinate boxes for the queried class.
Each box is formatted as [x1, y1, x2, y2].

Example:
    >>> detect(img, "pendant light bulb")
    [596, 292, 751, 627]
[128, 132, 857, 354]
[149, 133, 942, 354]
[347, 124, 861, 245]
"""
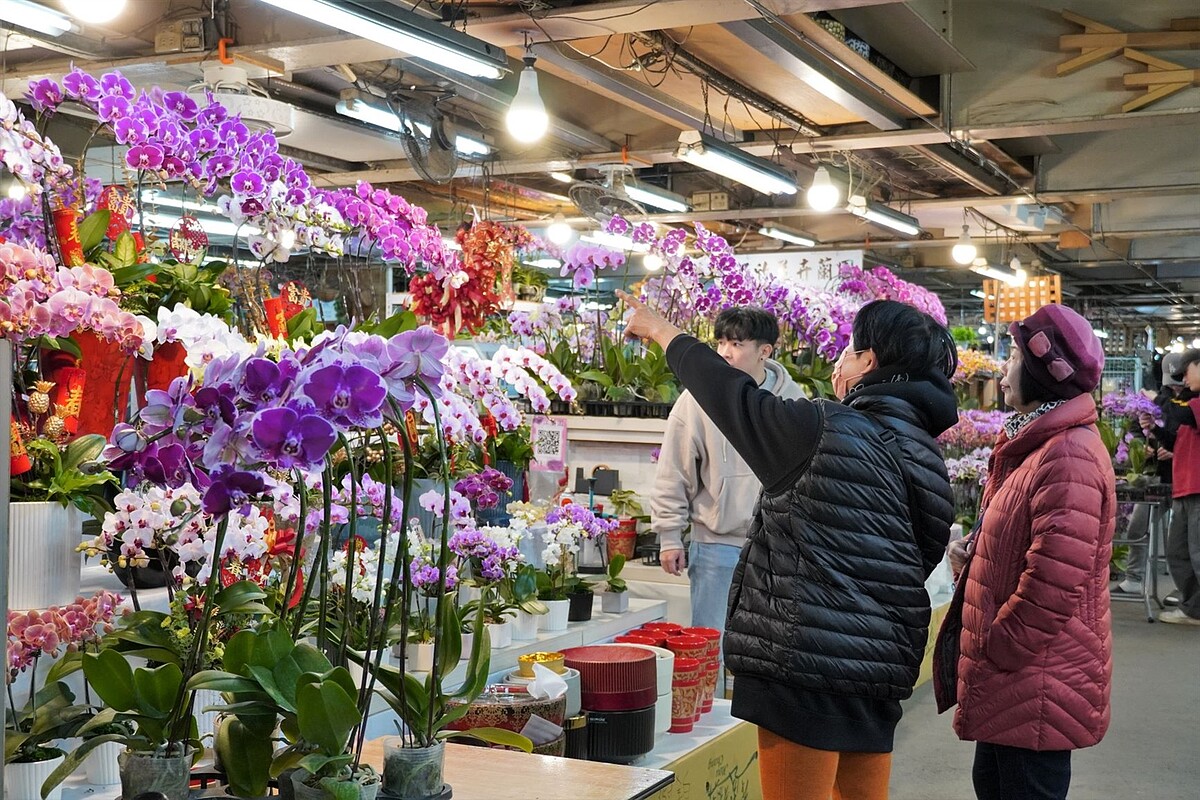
[64, 0, 125, 23]
[643, 252, 664, 272]
[1009, 254, 1021, 272]
[951, 225, 977, 265]
[806, 166, 839, 212]
[546, 212, 572, 246]
[506, 55, 549, 144]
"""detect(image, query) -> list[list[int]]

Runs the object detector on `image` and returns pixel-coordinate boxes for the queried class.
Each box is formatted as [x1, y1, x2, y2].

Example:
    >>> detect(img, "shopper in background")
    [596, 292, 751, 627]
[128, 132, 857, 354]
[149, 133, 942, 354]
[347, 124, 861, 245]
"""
[1113, 350, 1185, 596]
[651, 306, 803, 641]
[621, 290, 957, 800]
[936, 304, 1115, 800]
[1156, 348, 1200, 625]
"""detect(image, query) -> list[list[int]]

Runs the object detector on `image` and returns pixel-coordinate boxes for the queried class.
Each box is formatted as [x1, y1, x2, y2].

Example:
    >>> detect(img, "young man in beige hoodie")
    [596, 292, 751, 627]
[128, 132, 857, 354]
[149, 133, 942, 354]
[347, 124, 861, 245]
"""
[652, 307, 803, 635]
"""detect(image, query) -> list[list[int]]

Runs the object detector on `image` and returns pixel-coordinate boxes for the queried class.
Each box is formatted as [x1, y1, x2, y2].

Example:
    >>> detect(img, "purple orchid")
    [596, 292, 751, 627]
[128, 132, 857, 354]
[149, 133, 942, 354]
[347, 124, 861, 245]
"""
[251, 406, 336, 470]
[300, 363, 387, 429]
[203, 466, 266, 516]
[385, 326, 449, 391]
[125, 144, 164, 171]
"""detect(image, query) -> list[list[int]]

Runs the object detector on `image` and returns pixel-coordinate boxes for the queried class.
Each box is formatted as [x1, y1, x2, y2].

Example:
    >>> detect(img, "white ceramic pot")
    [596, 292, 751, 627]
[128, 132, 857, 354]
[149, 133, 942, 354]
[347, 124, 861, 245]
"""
[539, 599, 570, 632]
[487, 620, 512, 649]
[654, 692, 672, 737]
[8, 502, 81, 611]
[85, 740, 126, 785]
[404, 642, 435, 672]
[193, 688, 223, 741]
[600, 591, 629, 614]
[619, 643, 674, 698]
[512, 609, 541, 641]
[5, 754, 65, 800]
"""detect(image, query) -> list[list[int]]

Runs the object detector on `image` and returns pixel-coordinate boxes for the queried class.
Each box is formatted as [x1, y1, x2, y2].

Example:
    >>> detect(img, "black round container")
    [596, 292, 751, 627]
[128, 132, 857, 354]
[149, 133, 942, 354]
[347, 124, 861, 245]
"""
[564, 713, 588, 760]
[583, 706, 656, 764]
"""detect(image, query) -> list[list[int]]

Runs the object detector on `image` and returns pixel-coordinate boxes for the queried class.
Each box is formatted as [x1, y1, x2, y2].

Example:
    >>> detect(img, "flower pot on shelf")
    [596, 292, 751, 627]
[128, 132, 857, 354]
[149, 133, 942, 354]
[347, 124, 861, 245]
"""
[5, 754, 66, 800]
[539, 599, 570, 632]
[84, 740, 125, 786]
[399, 642, 435, 672]
[606, 520, 638, 562]
[119, 747, 194, 800]
[7, 501, 81, 611]
[475, 460, 525, 527]
[381, 738, 445, 800]
[512, 609, 541, 641]
[291, 772, 381, 800]
[601, 591, 629, 614]
[487, 619, 513, 649]
[567, 590, 594, 622]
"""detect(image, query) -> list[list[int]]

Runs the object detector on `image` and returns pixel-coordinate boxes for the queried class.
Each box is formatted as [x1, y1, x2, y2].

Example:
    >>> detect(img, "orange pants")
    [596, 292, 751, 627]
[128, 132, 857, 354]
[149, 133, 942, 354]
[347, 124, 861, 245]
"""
[758, 727, 892, 800]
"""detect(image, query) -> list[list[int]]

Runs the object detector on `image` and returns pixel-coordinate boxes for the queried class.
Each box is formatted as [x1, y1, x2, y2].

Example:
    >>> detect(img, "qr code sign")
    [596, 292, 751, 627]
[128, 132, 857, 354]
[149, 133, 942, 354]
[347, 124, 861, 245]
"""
[534, 427, 563, 457]
[530, 416, 567, 471]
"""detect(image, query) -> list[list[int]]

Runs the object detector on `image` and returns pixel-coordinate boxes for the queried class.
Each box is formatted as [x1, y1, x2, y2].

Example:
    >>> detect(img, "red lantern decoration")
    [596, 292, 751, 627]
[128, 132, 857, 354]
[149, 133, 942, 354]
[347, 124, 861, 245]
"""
[10, 419, 31, 476]
[51, 205, 85, 266]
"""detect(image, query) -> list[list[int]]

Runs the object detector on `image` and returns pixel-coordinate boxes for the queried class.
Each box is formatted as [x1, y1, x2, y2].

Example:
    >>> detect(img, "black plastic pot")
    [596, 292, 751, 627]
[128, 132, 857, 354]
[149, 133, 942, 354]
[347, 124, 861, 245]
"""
[567, 590, 594, 622]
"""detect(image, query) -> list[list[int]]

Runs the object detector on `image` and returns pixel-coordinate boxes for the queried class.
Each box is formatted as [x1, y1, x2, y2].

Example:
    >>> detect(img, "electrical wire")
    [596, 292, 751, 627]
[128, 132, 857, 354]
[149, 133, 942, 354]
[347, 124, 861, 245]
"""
[739, 0, 1199, 318]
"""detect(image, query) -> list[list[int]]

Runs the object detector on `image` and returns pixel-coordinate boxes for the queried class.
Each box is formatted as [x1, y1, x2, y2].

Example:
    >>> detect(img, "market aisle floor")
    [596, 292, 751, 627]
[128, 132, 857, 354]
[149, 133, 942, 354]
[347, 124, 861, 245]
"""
[890, 596, 1200, 799]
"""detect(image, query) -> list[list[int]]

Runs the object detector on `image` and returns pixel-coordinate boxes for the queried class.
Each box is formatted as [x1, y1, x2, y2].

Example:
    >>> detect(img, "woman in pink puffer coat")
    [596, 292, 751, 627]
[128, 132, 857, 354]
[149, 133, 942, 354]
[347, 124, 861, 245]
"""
[935, 304, 1116, 800]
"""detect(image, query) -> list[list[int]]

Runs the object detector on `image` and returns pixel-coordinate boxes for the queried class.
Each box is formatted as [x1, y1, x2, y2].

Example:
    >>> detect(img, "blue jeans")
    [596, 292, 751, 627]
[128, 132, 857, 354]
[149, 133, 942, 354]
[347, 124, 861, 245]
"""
[973, 742, 1071, 800]
[687, 539, 742, 637]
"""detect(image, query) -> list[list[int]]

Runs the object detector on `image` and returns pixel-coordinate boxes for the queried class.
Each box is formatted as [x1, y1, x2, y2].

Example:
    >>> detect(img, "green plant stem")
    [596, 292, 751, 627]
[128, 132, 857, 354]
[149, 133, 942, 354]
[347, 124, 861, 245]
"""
[337, 435, 361, 669]
[391, 403, 418, 748]
[279, 468, 309, 633]
[293, 465, 334, 643]
[417, 377, 453, 747]
[167, 513, 230, 749]
[315, 466, 335, 653]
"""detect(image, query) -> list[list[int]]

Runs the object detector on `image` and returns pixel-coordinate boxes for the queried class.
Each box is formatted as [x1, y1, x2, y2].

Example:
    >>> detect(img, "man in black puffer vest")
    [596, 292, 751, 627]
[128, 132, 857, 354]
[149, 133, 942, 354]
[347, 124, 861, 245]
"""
[620, 292, 958, 800]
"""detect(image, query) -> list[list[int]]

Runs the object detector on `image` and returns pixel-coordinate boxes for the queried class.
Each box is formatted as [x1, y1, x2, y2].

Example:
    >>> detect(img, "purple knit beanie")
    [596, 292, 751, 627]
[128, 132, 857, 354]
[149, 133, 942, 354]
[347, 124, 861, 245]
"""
[1009, 304, 1104, 399]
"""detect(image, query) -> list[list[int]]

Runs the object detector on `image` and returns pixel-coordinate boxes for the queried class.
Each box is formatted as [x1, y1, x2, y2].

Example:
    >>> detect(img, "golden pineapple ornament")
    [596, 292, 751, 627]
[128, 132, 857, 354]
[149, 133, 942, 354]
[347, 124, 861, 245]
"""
[28, 381, 54, 415]
[43, 415, 66, 438]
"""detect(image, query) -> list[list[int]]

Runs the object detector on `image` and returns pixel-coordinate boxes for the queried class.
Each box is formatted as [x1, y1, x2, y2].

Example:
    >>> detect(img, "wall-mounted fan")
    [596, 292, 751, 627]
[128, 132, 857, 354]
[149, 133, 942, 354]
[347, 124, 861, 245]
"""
[395, 94, 459, 185]
[567, 164, 646, 223]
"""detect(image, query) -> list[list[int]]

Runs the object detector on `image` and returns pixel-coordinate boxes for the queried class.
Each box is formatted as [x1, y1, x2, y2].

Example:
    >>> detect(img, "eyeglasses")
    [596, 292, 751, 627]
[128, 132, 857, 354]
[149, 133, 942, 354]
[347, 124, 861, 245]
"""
[836, 347, 866, 365]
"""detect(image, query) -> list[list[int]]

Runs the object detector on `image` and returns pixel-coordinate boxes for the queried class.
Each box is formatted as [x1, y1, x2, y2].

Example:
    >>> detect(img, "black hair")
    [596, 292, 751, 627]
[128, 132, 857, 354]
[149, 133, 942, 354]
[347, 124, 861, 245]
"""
[1017, 361, 1061, 405]
[1176, 348, 1200, 381]
[851, 300, 957, 380]
[714, 306, 780, 346]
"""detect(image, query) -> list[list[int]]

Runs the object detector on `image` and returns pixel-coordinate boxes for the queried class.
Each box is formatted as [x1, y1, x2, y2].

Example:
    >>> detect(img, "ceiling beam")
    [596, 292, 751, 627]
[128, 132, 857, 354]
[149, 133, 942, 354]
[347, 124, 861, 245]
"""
[909, 142, 1015, 195]
[528, 43, 746, 142]
[460, 0, 903, 48]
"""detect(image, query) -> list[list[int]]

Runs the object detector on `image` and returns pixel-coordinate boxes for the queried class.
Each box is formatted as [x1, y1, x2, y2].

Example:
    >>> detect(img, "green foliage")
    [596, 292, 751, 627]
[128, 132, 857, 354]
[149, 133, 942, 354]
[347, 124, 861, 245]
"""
[607, 490, 643, 518]
[355, 309, 419, 339]
[500, 563, 548, 616]
[578, 340, 679, 403]
[605, 553, 628, 593]
[779, 350, 835, 399]
[4, 681, 89, 764]
[950, 325, 978, 345]
[490, 429, 534, 469]
[119, 258, 233, 321]
[13, 434, 116, 515]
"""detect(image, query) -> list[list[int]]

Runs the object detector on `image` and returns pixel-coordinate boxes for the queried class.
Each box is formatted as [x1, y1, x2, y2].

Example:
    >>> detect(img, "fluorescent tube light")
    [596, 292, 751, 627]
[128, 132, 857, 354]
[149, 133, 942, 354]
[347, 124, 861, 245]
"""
[1093, 328, 1109, 340]
[140, 191, 221, 215]
[970, 263, 1023, 287]
[846, 195, 921, 236]
[624, 179, 689, 213]
[335, 97, 491, 156]
[0, 0, 71, 36]
[257, 0, 508, 80]
[527, 257, 561, 269]
[759, 226, 815, 247]
[581, 231, 649, 253]
[676, 130, 797, 196]
[549, 171, 574, 184]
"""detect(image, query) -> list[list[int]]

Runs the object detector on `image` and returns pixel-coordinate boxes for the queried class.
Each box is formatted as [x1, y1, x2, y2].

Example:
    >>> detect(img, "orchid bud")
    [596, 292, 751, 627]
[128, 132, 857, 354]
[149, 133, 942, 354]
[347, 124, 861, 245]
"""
[114, 426, 147, 454]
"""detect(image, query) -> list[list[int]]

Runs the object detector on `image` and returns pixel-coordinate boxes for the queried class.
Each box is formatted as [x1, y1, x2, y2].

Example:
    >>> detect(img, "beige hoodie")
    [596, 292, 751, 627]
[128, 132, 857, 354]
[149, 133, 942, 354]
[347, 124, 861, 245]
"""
[652, 358, 804, 552]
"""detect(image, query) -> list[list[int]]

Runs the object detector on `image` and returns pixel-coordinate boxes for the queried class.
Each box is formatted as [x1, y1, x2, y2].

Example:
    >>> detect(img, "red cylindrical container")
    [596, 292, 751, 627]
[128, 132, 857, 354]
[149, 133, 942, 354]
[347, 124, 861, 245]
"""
[614, 633, 659, 647]
[52, 206, 85, 265]
[48, 366, 85, 434]
[10, 419, 30, 476]
[561, 644, 657, 713]
[641, 621, 684, 636]
[665, 634, 708, 663]
[670, 657, 702, 733]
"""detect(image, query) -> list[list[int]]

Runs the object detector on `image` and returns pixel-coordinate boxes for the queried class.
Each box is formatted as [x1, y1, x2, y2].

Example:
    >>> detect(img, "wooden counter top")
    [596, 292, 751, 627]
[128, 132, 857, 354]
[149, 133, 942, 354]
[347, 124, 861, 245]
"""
[361, 740, 674, 800]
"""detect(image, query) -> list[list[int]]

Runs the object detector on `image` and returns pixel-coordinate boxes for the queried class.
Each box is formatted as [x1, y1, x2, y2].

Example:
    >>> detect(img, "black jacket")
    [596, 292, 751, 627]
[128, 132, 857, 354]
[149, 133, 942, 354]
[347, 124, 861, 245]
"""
[665, 335, 957, 748]
[724, 392, 954, 700]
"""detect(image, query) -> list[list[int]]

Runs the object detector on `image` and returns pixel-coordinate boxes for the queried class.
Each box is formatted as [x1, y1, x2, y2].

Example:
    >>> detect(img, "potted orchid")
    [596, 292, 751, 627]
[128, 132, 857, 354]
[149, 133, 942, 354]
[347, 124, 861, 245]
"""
[4, 591, 123, 800]
[524, 503, 618, 626]
[601, 553, 630, 614]
[449, 525, 525, 649]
